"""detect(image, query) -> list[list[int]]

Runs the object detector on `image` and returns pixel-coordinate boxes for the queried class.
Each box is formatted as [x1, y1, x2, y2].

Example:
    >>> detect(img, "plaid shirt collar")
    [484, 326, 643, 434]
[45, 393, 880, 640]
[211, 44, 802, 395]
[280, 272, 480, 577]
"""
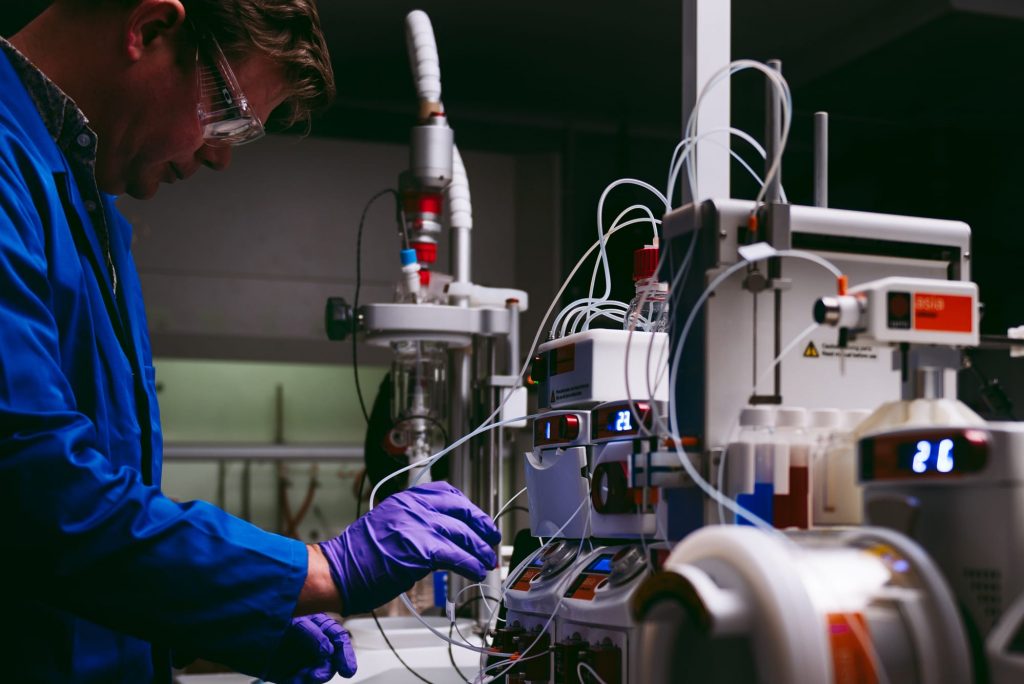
[0, 36, 98, 165]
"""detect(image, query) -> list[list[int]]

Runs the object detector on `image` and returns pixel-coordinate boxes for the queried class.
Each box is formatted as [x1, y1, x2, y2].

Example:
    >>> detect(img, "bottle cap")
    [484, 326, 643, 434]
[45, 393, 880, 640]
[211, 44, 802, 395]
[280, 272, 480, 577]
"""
[775, 407, 808, 428]
[809, 408, 842, 430]
[400, 248, 418, 267]
[633, 245, 659, 281]
[844, 409, 871, 431]
[739, 406, 773, 427]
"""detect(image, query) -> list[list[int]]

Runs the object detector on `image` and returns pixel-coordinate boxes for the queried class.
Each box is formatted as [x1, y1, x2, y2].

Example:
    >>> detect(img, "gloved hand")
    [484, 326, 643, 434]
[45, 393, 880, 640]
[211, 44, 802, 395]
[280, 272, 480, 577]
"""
[262, 613, 357, 684]
[319, 481, 501, 616]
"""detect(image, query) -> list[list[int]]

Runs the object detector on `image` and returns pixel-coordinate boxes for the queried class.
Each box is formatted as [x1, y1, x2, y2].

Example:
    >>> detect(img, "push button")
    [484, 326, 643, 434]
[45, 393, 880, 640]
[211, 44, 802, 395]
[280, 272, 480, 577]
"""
[560, 414, 580, 440]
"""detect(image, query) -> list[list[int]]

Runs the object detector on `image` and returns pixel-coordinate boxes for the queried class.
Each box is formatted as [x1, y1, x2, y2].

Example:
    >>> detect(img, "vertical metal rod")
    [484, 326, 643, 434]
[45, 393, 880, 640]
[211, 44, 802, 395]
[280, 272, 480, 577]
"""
[814, 111, 829, 208]
[448, 345, 473, 622]
[507, 299, 521, 376]
[773, 289, 782, 398]
[485, 338, 498, 518]
[751, 290, 758, 389]
[682, 0, 731, 204]
[915, 367, 946, 400]
[453, 227, 472, 287]
[500, 299, 520, 542]
[765, 59, 783, 205]
[449, 348, 473, 495]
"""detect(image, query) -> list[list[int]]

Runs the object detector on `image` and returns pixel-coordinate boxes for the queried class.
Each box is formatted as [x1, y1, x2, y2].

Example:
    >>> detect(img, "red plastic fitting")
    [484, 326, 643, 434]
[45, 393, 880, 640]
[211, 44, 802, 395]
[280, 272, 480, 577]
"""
[412, 242, 437, 264]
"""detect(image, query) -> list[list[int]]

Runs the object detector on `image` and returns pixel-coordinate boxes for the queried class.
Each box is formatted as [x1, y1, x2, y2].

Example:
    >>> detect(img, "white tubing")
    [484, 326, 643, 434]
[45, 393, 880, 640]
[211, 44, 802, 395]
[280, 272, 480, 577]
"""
[404, 10, 442, 103]
[449, 146, 473, 231]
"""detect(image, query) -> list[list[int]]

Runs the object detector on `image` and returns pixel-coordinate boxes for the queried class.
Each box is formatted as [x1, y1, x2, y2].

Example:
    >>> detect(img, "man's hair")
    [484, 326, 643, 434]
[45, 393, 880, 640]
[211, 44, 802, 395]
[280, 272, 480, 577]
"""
[183, 0, 335, 129]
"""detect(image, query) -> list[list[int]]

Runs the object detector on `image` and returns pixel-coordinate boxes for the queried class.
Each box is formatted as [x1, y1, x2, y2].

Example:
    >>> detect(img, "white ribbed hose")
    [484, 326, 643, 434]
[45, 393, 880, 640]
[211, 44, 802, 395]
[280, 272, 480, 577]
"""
[449, 147, 473, 231]
[404, 10, 442, 103]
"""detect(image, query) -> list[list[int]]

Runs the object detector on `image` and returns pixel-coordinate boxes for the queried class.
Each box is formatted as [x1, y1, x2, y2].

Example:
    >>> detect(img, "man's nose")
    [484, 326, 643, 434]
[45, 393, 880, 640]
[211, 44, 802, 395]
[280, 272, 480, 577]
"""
[198, 143, 232, 172]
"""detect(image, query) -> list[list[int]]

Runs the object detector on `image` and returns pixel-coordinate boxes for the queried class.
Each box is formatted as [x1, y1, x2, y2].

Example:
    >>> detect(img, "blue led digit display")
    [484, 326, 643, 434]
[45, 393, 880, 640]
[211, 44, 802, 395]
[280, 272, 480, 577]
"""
[592, 402, 651, 441]
[861, 428, 989, 481]
[900, 438, 955, 474]
[611, 410, 632, 432]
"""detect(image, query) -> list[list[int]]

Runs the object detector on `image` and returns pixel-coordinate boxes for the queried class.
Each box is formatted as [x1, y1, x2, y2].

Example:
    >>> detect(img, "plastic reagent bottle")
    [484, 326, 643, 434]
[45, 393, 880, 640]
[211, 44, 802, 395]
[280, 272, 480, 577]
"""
[772, 407, 810, 529]
[624, 245, 669, 333]
[726, 406, 775, 526]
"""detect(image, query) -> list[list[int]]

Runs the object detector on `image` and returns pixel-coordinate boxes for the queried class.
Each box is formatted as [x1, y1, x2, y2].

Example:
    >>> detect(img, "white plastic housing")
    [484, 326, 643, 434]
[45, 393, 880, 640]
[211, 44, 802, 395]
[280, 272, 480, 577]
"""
[537, 330, 669, 409]
[634, 526, 972, 684]
[524, 446, 590, 538]
[849, 276, 980, 347]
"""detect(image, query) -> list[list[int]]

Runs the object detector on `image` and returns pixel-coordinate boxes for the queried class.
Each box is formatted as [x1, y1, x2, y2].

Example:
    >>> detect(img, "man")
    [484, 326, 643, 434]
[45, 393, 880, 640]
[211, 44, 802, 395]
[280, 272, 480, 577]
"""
[0, 1, 501, 682]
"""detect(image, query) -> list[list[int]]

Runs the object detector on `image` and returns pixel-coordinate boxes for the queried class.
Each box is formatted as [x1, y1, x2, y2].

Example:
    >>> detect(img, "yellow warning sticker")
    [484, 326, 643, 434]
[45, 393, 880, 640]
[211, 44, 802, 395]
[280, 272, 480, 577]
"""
[803, 342, 820, 358]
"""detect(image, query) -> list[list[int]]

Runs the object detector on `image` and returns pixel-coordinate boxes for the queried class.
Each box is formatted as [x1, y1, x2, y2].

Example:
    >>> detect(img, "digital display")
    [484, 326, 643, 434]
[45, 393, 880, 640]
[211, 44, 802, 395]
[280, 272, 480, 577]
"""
[586, 555, 614, 574]
[564, 554, 615, 600]
[592, 402, 652, 441]
[860, 428, 989, 481]
[899, 439, 955, 474]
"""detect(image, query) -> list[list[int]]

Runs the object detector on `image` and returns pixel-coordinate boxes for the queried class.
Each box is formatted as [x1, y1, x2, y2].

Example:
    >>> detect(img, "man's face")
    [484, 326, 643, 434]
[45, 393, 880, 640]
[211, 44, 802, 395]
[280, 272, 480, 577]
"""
[97, 37, 288, 200]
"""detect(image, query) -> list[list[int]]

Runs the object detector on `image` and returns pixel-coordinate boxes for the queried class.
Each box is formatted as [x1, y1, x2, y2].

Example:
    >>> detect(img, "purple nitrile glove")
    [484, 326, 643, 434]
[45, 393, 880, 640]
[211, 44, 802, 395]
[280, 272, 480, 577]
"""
[320, 481, 501, 616]
[262, 613, 357, 684]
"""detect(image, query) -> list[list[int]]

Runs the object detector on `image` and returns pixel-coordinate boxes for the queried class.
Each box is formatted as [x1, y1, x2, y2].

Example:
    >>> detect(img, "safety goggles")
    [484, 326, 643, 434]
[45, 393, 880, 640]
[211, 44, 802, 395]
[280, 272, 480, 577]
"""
[192, 23, 266, 146]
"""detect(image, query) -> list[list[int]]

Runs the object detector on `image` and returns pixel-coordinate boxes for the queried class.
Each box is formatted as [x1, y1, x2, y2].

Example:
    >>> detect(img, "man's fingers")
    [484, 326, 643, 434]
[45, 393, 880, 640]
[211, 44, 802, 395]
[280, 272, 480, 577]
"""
[321, 620, 358, 678]
[411, 483, 501, 545]
[291, 615, 334, 659]
[428, 541, 490, 582]
[434, 516, 498, 570]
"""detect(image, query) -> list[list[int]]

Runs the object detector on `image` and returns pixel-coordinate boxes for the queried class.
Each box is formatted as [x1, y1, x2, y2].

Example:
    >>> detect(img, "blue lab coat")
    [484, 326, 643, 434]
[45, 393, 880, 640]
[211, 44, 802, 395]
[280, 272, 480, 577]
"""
[0, 51, 307, 682]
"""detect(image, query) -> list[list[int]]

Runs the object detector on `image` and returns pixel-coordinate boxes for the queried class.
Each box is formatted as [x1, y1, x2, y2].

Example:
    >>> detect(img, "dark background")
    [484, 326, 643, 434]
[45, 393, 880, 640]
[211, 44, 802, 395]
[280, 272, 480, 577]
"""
[6, 0, 1024, 414]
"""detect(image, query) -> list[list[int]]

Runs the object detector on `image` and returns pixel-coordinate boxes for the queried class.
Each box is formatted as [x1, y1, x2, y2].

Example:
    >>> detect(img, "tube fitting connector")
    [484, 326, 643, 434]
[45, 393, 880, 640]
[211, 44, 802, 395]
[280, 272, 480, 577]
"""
[813, 294, 863, 329]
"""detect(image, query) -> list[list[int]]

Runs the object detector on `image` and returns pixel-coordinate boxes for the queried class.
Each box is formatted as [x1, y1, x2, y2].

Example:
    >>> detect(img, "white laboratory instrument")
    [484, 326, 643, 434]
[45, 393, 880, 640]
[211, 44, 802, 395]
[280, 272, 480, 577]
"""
[663, 199, 973, 466]
[632, 526, 972, 683]
[503, 542, 668, 684]
[860, 422, 1024, 680]
[524, 398, 684, 542]
[534, 330, 670, 410]
[499, 541, 584, 682]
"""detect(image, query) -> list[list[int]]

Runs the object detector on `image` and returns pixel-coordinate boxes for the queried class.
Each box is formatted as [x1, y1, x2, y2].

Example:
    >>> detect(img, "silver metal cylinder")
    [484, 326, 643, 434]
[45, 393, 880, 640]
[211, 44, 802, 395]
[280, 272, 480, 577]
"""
[452, 226, 472, 286]
[814, 296, 842, 326]
[813, 295, 862, 329]
[506, 299, 521, 376]
[448, 347, 473, 496]
[410, 119, 454, 189]
[814, 111, 829, 208]
[914, 367, 946, 400]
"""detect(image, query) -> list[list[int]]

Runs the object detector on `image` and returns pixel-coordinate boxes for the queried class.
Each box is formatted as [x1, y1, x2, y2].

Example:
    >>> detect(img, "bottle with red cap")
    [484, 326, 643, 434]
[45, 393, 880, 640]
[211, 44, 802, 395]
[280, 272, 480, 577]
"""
[624, 244, 669, 332]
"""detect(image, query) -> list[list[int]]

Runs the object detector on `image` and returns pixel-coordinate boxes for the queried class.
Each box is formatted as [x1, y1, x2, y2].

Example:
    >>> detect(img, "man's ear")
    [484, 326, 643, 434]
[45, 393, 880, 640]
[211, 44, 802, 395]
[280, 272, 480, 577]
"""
[125, 0, 186, 62]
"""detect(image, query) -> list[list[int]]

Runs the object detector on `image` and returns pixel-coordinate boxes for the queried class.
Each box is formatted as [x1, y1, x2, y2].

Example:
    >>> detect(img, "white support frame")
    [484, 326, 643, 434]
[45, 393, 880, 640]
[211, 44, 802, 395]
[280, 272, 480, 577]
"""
[682, 0, 732, 204]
